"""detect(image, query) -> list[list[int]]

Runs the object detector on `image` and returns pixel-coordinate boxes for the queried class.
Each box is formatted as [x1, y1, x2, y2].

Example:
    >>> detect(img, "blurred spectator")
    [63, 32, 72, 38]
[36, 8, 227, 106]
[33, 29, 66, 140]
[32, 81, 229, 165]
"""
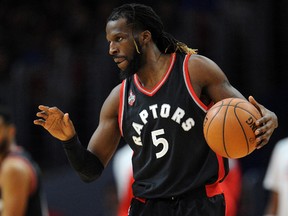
[263, 137, 288, 216]
[0, 106, 48, 215]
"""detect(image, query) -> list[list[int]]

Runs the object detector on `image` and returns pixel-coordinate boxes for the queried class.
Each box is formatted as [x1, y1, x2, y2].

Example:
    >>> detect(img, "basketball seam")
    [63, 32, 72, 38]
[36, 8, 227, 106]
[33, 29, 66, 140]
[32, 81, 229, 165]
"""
[205, 101, 224, 146]
[235, 103, 259, 155]
[223, 98, 234, 158]
[234, 102, 250, 156]
[233, 105, 260, 119]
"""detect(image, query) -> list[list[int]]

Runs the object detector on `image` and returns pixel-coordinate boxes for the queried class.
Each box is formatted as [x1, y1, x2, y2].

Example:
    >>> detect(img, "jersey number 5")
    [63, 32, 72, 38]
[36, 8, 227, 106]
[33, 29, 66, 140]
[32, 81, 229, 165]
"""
[151, 129, 169, 158]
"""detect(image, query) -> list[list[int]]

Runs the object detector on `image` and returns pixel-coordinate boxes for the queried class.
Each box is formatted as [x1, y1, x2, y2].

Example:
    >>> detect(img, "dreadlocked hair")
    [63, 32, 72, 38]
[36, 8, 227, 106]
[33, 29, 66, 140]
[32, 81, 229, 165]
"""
[107, 3, 197, 55]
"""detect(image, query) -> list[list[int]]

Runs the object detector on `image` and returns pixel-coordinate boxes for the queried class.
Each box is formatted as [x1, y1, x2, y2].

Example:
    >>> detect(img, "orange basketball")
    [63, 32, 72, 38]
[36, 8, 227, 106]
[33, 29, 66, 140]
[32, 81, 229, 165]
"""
[203, 98, 262, 158]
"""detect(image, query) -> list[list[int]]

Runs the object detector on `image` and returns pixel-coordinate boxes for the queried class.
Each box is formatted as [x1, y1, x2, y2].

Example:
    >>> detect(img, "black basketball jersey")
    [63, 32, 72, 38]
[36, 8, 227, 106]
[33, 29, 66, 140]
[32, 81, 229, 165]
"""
[1, 147, 48, 216]
[119, 53, 229, 199]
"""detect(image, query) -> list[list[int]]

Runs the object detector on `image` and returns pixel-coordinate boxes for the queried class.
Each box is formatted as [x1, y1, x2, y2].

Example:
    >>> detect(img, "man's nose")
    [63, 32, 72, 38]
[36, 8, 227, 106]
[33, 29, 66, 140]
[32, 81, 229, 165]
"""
[109, 42, 118, 55]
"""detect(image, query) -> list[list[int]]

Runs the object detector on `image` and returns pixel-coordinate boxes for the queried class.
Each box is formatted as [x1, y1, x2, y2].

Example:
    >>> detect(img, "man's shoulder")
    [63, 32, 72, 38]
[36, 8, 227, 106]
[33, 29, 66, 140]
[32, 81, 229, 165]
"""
[1, 154, 32, 177]
[187, 54, 213, 66]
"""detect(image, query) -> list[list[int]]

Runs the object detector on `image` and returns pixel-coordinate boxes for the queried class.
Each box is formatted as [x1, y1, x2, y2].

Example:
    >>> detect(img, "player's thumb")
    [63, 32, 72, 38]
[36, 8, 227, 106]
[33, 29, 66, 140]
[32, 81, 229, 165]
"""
[248, 95, 256, 103]
[63, 113, 71, 125]
[249, 96, 263, 116]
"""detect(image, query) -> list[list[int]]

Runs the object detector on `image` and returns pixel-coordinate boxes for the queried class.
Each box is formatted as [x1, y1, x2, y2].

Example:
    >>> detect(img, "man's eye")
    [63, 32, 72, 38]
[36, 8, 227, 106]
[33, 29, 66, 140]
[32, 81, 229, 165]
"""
[116, 37, 123, 42]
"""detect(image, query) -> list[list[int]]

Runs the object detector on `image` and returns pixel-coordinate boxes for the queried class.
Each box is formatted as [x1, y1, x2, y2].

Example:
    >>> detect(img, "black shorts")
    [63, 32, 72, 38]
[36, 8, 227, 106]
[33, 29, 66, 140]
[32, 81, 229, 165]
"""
[128, 188, 225, 216]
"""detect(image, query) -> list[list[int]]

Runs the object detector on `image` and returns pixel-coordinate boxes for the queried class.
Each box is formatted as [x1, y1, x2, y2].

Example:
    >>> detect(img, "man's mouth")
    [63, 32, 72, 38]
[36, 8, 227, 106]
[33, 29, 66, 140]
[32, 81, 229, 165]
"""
[114, 57, 126, 65]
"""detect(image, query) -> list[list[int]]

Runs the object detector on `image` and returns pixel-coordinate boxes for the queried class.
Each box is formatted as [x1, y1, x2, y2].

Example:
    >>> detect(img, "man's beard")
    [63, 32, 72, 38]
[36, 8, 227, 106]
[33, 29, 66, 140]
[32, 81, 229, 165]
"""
[119, 45, 143, 80]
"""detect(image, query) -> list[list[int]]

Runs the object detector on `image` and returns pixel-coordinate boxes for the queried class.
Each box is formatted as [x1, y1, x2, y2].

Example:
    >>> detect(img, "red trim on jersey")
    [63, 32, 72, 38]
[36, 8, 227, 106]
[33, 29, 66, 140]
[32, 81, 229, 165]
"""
[133, 53, 176, 96]
[205, 182, 223, 198]
[205, 154, 226, 197]
[118, 81, 126, 137]
[207, 102, 215, 109]
[183, 54, 210, 112]
[220, 160, 242, 216]
[216, 154, 226, 182]
[7, 155, 37, 195]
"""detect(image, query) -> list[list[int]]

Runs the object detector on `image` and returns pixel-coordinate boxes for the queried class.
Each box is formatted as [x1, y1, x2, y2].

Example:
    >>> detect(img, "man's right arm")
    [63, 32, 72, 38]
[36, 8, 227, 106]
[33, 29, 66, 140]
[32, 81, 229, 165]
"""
[63, 84, 121, 182]
[34, 84, 121, 182]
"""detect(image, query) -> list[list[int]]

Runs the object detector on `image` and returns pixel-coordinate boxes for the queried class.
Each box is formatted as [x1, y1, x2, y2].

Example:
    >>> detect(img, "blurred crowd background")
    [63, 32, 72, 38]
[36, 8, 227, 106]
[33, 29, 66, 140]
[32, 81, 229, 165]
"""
[0, 0, 287, 215]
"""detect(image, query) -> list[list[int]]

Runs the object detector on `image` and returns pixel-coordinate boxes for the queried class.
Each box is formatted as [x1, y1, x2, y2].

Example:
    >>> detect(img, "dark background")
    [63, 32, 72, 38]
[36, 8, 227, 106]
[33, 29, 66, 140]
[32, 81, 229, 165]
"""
[0, 0, 287, 215]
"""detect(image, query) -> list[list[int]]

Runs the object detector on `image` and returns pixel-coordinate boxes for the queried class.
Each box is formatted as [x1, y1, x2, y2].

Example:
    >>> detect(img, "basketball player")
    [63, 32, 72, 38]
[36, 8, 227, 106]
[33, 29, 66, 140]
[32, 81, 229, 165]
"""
[34, 3, 278, 215]
[0, 106, 48, 216]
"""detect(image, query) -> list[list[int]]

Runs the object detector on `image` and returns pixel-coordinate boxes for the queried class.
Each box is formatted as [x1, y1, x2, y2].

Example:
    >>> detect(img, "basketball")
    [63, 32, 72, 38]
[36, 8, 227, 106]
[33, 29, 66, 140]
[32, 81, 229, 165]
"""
[203, 98, 262, 158]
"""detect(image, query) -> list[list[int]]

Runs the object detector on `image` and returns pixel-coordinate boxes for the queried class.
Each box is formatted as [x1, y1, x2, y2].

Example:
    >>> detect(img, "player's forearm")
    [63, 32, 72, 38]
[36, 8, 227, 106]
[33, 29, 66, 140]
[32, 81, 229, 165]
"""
[263, 191, 278, 216]
[62, 135, 104, 182]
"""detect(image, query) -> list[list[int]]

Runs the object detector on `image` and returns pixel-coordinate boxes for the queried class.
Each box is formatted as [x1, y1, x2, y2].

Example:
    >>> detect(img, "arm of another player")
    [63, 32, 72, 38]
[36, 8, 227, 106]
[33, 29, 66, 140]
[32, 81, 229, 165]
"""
[264, 191, 278, 216]
[34, 84, 121, 181]
[1, 158, 31, 216]
[187, 55, 278, 148]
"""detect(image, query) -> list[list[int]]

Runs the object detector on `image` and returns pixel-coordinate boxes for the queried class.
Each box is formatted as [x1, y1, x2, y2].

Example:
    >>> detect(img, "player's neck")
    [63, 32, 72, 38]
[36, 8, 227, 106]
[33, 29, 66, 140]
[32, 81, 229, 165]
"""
[0, 148, 10, 164]
[0, 143, 17, 162]
[136, 51, 171, 89]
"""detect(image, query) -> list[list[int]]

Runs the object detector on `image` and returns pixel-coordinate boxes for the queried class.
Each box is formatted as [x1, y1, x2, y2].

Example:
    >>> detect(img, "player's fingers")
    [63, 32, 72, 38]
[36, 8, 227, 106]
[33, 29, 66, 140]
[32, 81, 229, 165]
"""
[256, 136, 269, 149]
[38, 105, 61, 115]
[36, 111, 48, 119]
[256, 124, 275, 148]
[256, 111, 278, 131]
[38, 105, 50, 111]
[256, 141, 267, 149]
[255, 114, 270, 128]
[256, 118, 273, 138]
[33, 119, 45, 126]
[48, 106, 64, 116]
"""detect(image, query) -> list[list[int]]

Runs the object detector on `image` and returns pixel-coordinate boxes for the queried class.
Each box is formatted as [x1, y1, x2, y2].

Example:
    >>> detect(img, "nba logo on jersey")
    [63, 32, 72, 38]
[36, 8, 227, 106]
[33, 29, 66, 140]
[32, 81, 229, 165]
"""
[128, 90, 136, 106]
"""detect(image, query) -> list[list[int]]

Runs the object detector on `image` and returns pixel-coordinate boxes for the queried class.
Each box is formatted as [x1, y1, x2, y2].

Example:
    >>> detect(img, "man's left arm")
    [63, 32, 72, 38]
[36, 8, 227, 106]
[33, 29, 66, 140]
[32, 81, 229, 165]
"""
[1, 158, 31, 216]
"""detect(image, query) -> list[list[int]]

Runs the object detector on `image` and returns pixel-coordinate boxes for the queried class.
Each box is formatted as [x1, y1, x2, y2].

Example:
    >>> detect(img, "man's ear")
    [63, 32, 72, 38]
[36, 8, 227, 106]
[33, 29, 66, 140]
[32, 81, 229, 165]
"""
[140, 30, 152, 45]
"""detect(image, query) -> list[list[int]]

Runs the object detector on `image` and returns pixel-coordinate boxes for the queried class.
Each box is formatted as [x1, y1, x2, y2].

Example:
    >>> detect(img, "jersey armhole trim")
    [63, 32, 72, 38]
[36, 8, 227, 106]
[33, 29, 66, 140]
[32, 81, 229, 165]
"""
[118, 80, 126, 137]
[216, 154, 226, 182]
[183, 54, 209, 112]
[204, 154, 226, 197]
